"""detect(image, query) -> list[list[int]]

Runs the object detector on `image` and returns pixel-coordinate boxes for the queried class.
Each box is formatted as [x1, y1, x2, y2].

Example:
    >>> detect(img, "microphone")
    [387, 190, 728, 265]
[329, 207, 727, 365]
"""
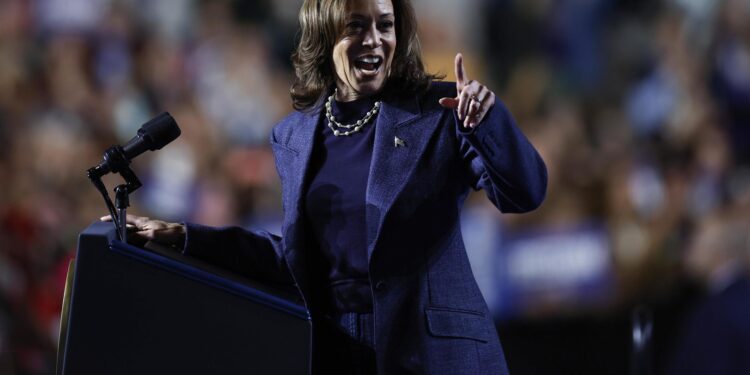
[89, 112, 181, 178]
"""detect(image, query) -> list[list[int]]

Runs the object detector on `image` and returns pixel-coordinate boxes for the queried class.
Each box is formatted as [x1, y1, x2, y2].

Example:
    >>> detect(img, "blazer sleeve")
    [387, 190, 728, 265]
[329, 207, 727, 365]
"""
[181, 223, 294, 285]
[455, 97, 548, 213]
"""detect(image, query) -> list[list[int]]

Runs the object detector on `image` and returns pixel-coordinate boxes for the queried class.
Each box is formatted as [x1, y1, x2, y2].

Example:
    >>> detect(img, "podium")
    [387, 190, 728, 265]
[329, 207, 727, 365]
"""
[58, 222, 312, 374]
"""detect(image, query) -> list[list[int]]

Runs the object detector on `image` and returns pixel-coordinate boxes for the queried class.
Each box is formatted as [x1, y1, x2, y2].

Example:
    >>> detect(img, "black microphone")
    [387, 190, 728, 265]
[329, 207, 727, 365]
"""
[89, 112, 181, 178]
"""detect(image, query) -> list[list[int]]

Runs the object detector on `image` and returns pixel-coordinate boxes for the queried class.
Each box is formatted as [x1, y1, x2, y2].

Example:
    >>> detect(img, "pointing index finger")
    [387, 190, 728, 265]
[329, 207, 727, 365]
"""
[455, 53, 468, 89]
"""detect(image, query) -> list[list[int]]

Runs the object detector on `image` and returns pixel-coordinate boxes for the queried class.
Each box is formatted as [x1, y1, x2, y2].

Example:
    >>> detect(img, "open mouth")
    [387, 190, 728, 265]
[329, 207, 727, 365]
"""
[354, 55, 383, 75]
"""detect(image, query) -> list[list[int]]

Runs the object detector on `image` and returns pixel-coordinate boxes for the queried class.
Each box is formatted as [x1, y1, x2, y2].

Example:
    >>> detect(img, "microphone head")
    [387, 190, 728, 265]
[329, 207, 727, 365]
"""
[138, 112, 181, 151]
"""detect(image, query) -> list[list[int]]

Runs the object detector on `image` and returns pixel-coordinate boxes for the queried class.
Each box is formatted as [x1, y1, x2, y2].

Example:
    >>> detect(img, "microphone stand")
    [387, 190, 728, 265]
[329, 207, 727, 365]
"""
[630, 305, 654, 375]
[87, 145, 143, 243]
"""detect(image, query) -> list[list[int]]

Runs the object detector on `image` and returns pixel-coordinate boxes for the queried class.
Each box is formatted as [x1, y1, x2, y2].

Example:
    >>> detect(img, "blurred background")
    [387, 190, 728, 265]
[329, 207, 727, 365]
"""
[1, 0, 749, 373]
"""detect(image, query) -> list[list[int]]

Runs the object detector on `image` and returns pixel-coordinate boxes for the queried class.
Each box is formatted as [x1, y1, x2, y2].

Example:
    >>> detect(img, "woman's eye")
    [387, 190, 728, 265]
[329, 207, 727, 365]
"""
[379, 21, 394, 30]
[347, 21, 364, 31]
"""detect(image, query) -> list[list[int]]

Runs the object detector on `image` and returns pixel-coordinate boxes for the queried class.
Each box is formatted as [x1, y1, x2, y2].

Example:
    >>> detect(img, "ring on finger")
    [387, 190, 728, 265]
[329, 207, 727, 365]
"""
[470, 100, 480, 112]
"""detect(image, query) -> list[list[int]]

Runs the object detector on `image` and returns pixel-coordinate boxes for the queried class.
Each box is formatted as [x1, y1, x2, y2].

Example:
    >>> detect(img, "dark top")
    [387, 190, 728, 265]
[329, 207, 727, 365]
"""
[304, 95, 378, 313]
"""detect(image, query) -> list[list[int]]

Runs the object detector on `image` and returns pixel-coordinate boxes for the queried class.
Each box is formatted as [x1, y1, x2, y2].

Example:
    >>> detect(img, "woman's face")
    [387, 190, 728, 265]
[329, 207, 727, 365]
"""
[332, 0, 396, 101]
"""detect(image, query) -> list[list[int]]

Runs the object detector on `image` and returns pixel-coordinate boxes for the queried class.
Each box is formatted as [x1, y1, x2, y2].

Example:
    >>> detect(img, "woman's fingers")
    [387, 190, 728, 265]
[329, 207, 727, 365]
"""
[438, 97, 459, 109]
[455, 53, 467, 91]
[455, 53, 471, 120]
[100, 214, 150, 226]
[465, 86, 491, 127]
[468, 91, 495, 128]
[439, 53, 496, 128]
[465, 100, 480, 128]
[458, 81, 483, 121]
[443, 53, 471, 118]
[467, 96, 482, 119]
[100, 214, 185, 248]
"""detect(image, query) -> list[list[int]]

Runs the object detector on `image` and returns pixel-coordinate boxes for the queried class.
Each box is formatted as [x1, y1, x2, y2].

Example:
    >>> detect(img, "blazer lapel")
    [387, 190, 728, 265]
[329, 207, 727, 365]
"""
[278, 106, 321, 302]
[365, 94, 443, 260]
[284, 108, 320, 241]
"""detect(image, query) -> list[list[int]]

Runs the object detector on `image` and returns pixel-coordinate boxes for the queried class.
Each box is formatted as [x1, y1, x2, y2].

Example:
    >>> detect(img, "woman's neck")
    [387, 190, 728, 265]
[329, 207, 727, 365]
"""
[334, 84, 381, 102]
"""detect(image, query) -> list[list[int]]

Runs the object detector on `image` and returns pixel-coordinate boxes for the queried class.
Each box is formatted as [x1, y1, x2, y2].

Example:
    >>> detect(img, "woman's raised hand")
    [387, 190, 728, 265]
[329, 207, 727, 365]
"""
[101, 214, 186, 249]
[438, 53, 496, 129]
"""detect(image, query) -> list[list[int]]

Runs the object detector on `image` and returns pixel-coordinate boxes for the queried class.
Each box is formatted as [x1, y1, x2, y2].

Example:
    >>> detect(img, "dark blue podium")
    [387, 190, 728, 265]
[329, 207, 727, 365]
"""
[58, 222, 312, 374]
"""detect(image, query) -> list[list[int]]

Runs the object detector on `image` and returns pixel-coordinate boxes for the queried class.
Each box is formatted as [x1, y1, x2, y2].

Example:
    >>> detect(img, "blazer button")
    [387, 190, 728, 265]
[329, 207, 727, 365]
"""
[375, 281, 387, 292]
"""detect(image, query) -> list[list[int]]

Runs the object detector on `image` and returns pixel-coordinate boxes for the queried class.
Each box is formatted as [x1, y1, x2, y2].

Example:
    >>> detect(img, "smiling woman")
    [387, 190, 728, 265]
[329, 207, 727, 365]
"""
[330, 0, 396, 101]
[291, 0, 437, 109]
[109, 0, 548, 373]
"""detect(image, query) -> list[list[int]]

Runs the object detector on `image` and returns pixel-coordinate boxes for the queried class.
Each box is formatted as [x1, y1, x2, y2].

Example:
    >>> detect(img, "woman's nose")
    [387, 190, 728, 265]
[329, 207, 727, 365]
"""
[362, 25, 382, 48]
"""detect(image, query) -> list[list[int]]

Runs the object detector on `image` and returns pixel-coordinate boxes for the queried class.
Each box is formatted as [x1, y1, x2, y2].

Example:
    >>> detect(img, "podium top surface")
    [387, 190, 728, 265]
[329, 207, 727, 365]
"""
[80, 221, 310, 320]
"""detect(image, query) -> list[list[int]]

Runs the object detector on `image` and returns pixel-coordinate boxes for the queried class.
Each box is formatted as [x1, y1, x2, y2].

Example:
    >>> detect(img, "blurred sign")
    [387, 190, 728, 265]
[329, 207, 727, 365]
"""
[495, 222, 615, 319]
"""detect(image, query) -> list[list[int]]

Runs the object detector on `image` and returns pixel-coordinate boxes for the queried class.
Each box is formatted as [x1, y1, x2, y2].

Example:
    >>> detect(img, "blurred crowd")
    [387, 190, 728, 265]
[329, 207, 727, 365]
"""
[0, 0, 748, 374]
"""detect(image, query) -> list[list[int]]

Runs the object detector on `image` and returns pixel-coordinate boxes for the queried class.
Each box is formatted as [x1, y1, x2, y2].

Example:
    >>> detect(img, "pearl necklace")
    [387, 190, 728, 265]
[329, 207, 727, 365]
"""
[324, 89, 381, 137]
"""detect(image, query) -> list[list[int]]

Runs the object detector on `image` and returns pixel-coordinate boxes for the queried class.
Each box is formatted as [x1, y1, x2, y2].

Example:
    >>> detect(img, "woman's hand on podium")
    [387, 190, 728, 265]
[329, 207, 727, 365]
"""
[101, 214, 186, 249]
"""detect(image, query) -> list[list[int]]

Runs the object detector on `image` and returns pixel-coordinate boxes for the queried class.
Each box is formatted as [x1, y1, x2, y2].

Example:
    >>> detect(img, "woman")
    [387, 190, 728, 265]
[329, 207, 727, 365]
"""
[113, 0, 547, 373]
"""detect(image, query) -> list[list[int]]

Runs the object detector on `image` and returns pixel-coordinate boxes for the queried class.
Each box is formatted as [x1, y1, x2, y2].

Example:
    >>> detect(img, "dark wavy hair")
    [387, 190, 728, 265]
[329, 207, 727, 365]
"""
[290, 0, 440, 110]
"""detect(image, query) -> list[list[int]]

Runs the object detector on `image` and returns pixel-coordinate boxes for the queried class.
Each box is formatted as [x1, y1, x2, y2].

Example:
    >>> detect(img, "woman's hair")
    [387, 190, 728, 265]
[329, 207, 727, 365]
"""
[290, 0, 440, 110]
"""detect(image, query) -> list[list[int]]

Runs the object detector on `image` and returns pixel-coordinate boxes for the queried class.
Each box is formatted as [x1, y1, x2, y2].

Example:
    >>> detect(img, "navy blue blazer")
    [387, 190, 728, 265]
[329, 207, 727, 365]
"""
[183, 81, 547, 374]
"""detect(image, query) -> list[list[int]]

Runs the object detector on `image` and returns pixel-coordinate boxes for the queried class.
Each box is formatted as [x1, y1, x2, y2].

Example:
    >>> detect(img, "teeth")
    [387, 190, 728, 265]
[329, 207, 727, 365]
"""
[357, 56, 382, 64]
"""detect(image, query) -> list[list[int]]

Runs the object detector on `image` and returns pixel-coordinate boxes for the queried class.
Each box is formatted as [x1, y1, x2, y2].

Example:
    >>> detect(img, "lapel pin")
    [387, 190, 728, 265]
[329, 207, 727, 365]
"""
[394, 136, 406, 148]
